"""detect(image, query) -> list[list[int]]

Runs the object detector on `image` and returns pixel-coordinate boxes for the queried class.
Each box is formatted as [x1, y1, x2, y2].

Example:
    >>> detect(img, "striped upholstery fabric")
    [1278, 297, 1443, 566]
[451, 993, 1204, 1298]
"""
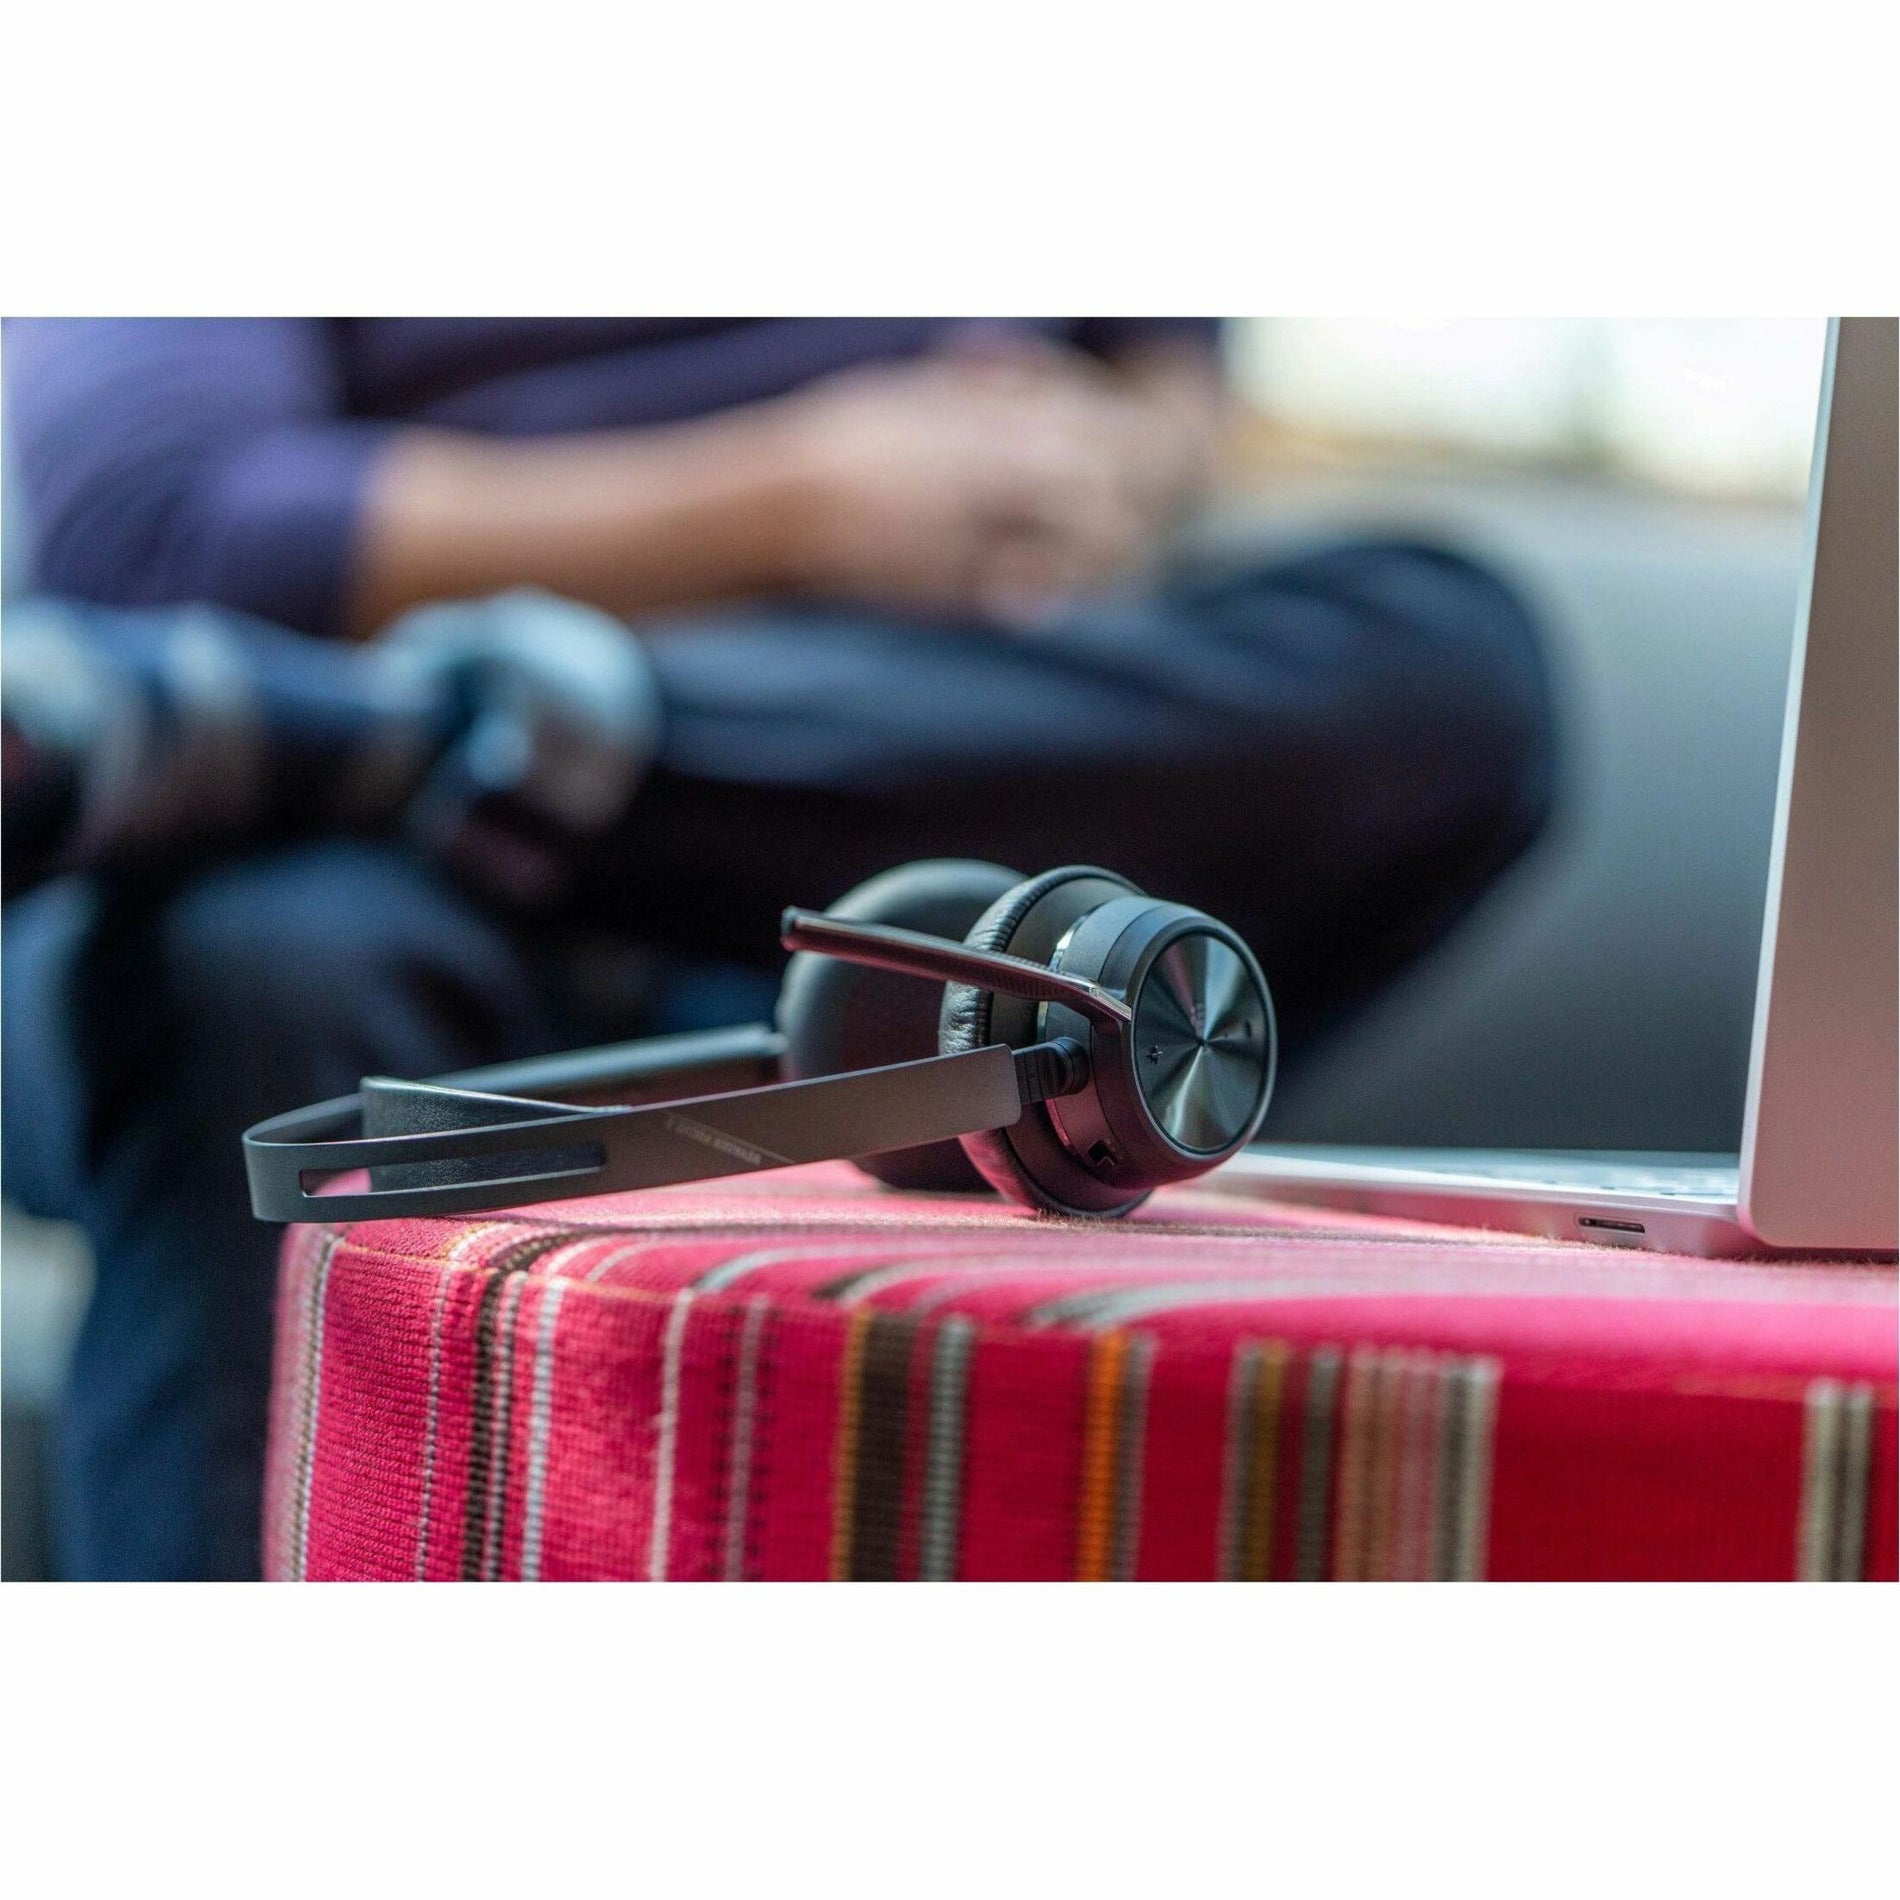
[265, 1164, 1897, 1581]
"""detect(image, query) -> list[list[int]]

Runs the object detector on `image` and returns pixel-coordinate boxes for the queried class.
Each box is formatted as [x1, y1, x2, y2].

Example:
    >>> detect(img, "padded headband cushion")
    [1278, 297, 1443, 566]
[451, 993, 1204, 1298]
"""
[779, 858, 1021, 1192]
[939, 865, 1151, 1217]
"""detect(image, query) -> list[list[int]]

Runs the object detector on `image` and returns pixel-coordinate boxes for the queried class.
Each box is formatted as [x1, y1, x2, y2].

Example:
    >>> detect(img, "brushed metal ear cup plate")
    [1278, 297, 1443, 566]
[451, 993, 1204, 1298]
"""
[1132, 932, 1272, 1154]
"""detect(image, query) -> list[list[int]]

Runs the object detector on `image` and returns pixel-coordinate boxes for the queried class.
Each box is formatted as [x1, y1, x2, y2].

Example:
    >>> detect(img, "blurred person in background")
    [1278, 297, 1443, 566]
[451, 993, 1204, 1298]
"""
[1, 318, 1554, 1578]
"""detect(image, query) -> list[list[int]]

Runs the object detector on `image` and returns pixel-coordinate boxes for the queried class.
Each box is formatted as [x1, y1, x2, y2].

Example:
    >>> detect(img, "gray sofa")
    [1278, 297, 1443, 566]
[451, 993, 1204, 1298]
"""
[1216, 467, 1802, 1154]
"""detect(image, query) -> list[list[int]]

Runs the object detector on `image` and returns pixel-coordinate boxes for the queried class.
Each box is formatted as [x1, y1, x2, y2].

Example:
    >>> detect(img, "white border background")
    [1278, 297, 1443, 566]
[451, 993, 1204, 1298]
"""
[3, 4, 1894, 1892]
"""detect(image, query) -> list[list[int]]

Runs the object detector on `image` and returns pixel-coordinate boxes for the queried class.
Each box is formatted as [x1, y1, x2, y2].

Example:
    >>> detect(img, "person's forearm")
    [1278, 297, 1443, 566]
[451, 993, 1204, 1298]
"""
[346, 405, 812, 639]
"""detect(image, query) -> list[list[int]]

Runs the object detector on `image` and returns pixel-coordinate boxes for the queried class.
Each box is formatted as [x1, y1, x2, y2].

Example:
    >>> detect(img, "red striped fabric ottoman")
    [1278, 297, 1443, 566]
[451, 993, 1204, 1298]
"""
[265, 1163, 1897, 1581]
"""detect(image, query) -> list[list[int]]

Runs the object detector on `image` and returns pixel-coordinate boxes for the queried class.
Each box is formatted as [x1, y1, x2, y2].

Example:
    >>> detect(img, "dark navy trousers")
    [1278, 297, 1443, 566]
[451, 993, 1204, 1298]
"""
[1, 543, 1555, 1578]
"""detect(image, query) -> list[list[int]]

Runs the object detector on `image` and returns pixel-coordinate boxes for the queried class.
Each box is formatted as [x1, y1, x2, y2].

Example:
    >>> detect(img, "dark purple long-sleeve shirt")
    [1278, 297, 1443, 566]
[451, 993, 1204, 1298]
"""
[4, 318, 1221, 639]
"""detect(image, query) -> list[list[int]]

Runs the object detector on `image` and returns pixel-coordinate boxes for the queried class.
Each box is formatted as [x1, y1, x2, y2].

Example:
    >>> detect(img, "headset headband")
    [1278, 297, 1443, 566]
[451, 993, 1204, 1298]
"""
[243, 915, 1097, 1223]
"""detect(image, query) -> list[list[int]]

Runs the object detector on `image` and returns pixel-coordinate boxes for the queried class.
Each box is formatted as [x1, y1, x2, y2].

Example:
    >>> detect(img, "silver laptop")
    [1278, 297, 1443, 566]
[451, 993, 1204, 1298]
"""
[1217, 316, 1897, 1259]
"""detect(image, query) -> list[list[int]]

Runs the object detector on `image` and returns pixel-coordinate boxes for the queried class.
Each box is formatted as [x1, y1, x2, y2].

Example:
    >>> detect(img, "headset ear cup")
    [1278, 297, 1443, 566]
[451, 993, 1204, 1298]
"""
[938, 866, 1152, 1217]
[778, 859, 1021, 1192]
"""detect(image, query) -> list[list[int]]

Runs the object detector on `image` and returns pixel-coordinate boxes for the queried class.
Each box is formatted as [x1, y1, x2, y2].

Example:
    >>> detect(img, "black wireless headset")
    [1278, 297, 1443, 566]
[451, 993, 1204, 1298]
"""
[242, 860, 1277, 1224]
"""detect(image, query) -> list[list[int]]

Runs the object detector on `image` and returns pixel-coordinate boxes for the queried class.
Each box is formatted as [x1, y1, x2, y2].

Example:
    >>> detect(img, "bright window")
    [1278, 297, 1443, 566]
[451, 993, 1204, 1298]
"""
[1229, 319, 1827, 500]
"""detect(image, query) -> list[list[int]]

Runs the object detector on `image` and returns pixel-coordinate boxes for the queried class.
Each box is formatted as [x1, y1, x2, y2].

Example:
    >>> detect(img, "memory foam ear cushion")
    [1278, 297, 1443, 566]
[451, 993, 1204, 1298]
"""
[937, 866, 1108, 1069]
[778, 858, 1021, 1192]
[939, 865, 1150, 1216]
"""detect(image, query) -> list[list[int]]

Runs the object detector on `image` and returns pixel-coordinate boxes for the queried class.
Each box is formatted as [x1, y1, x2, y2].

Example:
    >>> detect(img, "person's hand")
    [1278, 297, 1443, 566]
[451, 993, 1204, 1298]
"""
[774, 345, 1192, 628]
[948, 327, 1225, 557]
[1094, 336, 1227, 545]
